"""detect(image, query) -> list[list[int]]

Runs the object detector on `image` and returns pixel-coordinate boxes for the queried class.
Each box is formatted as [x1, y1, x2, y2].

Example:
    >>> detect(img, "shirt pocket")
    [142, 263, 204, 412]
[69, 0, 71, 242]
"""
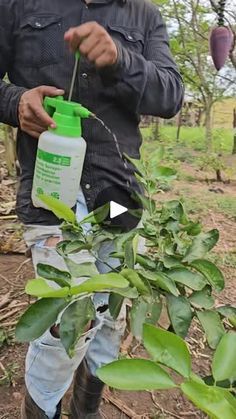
[18, 14, 63, 68]
[107, 24, 144, 54]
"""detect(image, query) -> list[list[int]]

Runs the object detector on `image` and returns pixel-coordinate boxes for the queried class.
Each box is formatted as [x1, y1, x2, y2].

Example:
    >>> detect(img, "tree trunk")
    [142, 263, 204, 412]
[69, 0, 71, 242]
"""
[232, 108, 236, 155]
[216, 169, 223, 182]
[3, 125, 16, 177]
[176, 110, 182, 141]
[205, 104, 213, 151]
[152, 117, 161, 141]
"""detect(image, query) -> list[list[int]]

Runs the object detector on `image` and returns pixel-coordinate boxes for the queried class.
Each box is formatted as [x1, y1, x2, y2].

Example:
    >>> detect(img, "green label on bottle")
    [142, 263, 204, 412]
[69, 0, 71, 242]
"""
[37, 149, 71, 167]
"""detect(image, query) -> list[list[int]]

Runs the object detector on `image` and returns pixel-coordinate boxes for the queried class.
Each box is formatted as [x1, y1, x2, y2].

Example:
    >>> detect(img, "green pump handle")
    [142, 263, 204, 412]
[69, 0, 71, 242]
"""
[43, 96, 93, 137]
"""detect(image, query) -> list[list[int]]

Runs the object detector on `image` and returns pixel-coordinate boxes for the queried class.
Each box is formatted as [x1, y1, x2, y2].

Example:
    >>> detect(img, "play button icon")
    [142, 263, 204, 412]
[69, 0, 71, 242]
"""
[93, 185, 143, 231]
[110, 201, 127, 219]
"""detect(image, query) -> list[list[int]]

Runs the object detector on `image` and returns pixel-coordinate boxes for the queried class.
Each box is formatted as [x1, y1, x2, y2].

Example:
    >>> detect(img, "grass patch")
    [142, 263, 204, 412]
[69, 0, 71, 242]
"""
[216, 196, 236, 220]
[177, 191, 236, 220]
[141, 126, 234, 154]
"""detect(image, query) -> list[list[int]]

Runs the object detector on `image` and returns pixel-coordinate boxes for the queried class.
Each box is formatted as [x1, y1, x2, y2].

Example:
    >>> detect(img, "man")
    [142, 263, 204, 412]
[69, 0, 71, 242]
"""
[0, 0, 184, 418]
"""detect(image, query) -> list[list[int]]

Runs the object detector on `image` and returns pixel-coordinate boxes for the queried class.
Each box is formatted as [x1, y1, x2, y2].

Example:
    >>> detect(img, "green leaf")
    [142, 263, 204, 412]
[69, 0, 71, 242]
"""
[109, 294, 124, 320]
[140, 270, 179, 297]
[15, 298, 67, 342]
[97, 359, 176, 390]
[183, 230, 219, 263]
[152, 166, 177, 180]
[124, 240, 135, 269]
[130, 294, 162, 339]
[212, 333, 236, 383]
[182, 222, 202, 236]
[168, 268, 207, 291]
[111, 253, 156, 270]
[134, 193, 156, 212]
[132, 233, 139, 264]
[216, 305, 236, 324]
[38, 194, 76, 224]
[163, 256, 182, 269]
[160, 200, 186, 223]
[123, 153, 145, 176]
[37, 263, 71, 287]
[25, 279, 70, 298]
[136, 254, 157, 270]
[181, 380, 236, 419]
[167, 295, 192, 338]
[197, 310, 225, 349]
[65, 260, 98, 278]
[143, 324, 191, 378]
[112, 286, 138, 299]
[56, 240, 69, 257]
[190, 259, 224, 292]
[114, 230, 138, 253]
[149, 145, 165, 164]
[80, 203, 110, 225]
[60, 298, 95, 358]
[189, 286, 215, 309]
[70, 273, 129, 295]
[63, 240, 91, 254]
[121, 269, 151, 295]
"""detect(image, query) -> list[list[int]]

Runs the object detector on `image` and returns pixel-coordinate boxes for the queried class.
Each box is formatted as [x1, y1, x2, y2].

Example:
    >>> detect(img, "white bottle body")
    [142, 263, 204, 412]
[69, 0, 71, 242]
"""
[32, 131, 87, 209]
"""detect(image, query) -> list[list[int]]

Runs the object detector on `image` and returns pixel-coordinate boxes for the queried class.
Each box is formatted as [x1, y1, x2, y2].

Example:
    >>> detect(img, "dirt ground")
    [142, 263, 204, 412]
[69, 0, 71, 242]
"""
[0, 143, 236, 418]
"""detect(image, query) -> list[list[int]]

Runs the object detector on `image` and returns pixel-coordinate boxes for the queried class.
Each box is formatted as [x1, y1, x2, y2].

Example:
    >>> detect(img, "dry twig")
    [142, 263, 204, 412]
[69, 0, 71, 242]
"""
[14, 258, 31, 274]
[0, 273, 13, 286]
[0, 307, 21, 322]
[0, 292, 11, 310]
[103, 389, 138, 418]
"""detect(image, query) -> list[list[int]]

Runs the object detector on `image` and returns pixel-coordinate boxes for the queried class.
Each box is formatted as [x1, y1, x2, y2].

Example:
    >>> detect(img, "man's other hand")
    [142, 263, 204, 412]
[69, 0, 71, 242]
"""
[18, 86, 64, 138]
[64, 22, 118, 68]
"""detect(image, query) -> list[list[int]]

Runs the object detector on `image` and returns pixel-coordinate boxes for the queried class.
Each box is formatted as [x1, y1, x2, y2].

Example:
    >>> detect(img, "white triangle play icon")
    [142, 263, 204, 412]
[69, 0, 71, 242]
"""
[110, 201, 128, 219]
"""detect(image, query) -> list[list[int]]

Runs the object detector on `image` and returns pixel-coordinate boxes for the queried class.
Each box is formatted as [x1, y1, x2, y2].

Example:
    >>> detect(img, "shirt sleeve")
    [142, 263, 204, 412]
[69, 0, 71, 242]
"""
[0, 2, 27, 127]
[100, 7, 184, 118]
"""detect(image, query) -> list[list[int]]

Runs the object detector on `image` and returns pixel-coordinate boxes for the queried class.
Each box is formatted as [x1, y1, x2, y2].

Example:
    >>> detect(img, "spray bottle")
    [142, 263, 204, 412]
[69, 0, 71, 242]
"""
[31, 95, 93, 209]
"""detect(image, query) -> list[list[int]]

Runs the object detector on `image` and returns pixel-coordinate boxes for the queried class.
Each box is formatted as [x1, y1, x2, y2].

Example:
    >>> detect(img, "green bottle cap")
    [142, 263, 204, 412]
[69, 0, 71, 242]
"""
[44, 96, 93, 137]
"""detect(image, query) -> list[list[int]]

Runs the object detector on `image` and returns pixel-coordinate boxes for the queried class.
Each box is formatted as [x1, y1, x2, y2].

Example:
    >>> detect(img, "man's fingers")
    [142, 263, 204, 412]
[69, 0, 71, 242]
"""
[64, 23, 96, 42]
[31, 104, 56, 129]
[21, 121, 46, 138]
[64, 22, 101, 52]
[39, 86, 64, 97]
[87, 43, 107, 63]
[79, 34, 100, 57]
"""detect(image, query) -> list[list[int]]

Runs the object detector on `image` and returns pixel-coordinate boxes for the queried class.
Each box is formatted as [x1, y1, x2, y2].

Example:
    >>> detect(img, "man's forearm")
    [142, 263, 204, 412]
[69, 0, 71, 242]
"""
[0, 79, 27, 127]
[111, 42, 184, 118]
[100, 7, 184, 118]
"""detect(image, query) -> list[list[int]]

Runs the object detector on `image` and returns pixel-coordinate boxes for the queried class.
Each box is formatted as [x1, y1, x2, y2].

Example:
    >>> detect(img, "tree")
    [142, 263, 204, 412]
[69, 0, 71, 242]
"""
[155, 0, 235, 149]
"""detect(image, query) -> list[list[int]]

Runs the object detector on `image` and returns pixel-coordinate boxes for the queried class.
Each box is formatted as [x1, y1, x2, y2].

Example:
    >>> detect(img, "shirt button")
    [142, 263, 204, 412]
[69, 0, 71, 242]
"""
[85, 183, 91, 190]
[82, 73, 88, 79]
[35, 22, 42, 28]
[128, 35, 133, 40]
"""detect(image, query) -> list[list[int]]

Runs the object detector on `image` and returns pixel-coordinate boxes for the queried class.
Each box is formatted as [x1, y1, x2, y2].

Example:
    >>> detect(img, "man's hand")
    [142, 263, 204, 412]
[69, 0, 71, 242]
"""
[19, 86, 64, 138]
[64, 22, 118, 68]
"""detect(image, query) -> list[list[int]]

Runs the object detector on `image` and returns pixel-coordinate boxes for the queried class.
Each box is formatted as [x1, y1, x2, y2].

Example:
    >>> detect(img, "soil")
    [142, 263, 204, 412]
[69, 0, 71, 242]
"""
[0, 145, 236, 419]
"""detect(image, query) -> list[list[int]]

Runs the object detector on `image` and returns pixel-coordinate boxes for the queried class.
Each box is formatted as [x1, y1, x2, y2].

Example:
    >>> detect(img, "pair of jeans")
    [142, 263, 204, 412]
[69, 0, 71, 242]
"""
[23, 189, 126, 419]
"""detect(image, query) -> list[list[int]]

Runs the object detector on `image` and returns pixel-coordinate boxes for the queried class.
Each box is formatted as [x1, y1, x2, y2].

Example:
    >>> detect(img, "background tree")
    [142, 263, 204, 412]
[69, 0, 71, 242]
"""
[155, 0, 235, 149]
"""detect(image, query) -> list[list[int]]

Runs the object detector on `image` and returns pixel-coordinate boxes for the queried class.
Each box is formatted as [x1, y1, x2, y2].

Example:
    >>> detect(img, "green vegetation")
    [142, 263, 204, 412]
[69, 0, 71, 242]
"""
[141, 126, 234, 154]
[14, 147, 236, 418]
[180, 192, 236, 221]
